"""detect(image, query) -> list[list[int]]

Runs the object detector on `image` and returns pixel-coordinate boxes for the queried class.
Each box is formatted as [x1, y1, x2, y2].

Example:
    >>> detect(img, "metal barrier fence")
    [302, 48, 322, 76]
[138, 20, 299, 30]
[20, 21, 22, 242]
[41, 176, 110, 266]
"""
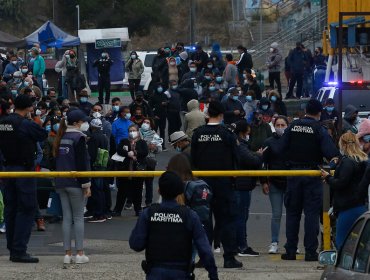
[0, 170, 333, 250]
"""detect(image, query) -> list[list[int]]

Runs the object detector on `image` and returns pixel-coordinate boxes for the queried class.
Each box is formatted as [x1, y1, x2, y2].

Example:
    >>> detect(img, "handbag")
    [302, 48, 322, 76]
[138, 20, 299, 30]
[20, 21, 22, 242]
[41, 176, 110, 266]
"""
[46, 191, 63, 216]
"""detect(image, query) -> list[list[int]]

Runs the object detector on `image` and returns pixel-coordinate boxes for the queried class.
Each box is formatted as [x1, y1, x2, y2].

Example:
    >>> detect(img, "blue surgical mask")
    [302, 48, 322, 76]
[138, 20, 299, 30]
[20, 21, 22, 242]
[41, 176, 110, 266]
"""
[363, 135, 370, 143]
[175, 147, 182, 152]
[45, 125, 51, 132]
[270, 96, 277, 102]
[262, 105, 269, 110]
[190, 67, 197, 73]
[171, 85, 178, 90]
[205, 76, 212, 80]
[157, 87, 163, 93]
[246, 96, 253, 102]
[80, 97, 88, 103]
[194, 83, 198, 88]
[53, 123, 60, 132]
[216, 77, 223, 83]
[113, 105, 120, 112]
[11, 90, 17, 96]
[233, 96, 239, 101]
[24, 81, 29, 87]
[125, 113, 131, 120]
[326, 106, 334, 113]
[209, 86, 216, 92]
[207, 64, 213, 69]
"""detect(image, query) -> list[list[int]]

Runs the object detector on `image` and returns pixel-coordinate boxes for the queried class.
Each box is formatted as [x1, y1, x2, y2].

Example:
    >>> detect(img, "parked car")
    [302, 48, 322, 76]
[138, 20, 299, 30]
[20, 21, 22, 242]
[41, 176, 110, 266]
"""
[316, 84, 370, 118]
[319, 211, 370, 280]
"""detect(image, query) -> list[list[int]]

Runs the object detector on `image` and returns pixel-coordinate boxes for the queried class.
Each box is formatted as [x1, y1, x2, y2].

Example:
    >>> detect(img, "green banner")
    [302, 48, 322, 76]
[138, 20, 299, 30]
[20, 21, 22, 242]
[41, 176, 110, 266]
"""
[95, 38, 121, 49]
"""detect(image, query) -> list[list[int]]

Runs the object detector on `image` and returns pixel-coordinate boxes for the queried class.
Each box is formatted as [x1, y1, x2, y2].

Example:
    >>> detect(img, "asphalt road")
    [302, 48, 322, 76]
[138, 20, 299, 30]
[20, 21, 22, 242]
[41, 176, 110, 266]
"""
[0, 93, 320, 279]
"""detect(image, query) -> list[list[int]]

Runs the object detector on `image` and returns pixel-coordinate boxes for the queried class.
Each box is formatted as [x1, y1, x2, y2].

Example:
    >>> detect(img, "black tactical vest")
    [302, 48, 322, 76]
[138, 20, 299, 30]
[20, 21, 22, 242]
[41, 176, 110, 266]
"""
[146, 204, 193, 265]
[0, 114, 36, 167]
[286, 119, 322, 166]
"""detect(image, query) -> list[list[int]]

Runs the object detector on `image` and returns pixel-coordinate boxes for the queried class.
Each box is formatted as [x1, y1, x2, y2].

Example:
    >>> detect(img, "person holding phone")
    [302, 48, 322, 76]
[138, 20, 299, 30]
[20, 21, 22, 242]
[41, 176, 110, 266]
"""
[321, 132, 368, 250]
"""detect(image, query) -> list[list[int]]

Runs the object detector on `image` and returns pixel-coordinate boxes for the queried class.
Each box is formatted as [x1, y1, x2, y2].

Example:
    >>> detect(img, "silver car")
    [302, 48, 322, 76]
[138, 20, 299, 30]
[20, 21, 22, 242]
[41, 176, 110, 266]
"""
[319, 212, 370, 279]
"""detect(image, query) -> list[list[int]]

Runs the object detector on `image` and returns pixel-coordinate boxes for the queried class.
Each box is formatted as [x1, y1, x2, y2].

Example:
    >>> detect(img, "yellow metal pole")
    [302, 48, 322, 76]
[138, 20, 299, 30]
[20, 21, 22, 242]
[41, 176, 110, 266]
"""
[0, 170, 328, 178]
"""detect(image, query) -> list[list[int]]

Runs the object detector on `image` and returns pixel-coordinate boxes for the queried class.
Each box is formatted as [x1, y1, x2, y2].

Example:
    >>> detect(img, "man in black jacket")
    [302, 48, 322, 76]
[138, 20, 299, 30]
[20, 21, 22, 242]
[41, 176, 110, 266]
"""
[87, 118, 109, 223]
[236, 45, 253, 83]
[191, 45, 209, 72]
[129, 91, 153, 118]
[93, 51, 113, 104]
[286, 42, 308, 99]
[149, 83, 168, 150]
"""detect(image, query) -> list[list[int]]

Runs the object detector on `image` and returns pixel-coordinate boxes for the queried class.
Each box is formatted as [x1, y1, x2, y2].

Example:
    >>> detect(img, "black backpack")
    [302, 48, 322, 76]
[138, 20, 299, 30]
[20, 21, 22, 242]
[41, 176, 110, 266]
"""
[184, 180, 213, 222]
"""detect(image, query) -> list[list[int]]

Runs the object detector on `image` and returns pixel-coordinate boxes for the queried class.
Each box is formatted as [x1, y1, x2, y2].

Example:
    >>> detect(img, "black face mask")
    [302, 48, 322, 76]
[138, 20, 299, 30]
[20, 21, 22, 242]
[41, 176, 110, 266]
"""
[70, 54, 75, 59]
[30, 97, 36, 103]
[136, 97, 143, 102]
[135, 115, 142, 119]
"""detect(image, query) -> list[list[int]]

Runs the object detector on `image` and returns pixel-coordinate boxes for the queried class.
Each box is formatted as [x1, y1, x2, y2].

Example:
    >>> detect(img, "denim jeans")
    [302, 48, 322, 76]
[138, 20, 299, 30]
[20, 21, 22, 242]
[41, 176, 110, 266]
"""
[236, 190, 251, 250]
[336, 205, 367, 250]
[268, 184, 285, 243]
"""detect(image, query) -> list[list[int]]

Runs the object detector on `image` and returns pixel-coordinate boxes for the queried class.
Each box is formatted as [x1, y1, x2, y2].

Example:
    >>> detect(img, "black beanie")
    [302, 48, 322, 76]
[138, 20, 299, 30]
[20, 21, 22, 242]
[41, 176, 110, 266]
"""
[159, 171, 184, 200]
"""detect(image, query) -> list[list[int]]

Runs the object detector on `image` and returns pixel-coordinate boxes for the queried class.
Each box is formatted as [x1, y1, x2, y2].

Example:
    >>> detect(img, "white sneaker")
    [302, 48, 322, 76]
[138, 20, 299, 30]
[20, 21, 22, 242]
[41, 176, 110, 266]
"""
[214, 247, 221, 253]
[296, 248, 300, 254]
[75, 254, 89, 264]
[63, 255, 73, 264]
[268, 242, 279, 254]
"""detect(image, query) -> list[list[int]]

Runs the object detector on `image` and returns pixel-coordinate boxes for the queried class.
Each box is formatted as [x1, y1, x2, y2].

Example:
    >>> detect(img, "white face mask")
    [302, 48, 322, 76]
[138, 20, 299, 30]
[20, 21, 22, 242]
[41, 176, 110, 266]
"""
[79, 122, 89, 132]
[270, 48, 274, 53]
[35, 109, 42, 116]
[92, 112, 102, 119]
[141, 123, 150, 131]
[129, 131, 138, 139]
[244, 135, 250, 141]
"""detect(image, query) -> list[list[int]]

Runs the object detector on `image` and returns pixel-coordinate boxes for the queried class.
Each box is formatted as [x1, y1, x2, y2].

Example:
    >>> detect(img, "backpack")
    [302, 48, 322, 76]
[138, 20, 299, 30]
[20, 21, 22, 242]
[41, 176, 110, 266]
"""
[184, 180, 213, 222]
[93, 148, 109, 168]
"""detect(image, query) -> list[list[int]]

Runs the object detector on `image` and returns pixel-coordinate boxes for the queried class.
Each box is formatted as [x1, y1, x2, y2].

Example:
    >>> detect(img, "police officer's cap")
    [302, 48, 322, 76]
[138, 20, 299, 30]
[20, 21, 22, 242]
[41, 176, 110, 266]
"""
[305, 99, 323, 115]
[14, 94, 33, 110]
[66, 109, 90, 124]
[159, 171, 184, 200]
[208, 100, 225, 117]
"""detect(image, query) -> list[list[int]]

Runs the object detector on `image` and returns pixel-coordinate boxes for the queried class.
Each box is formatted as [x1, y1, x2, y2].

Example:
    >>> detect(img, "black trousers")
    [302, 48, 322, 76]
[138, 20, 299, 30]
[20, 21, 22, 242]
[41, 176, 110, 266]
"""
[155, 117, 167, 149]
[98, 76, 111, 104]
[269, 72, 281, 94]
[128, 79, 141, 100]
[114, 177, 144, 214]
[287, 73, 304, 98]
[167, 111, 182, 142]
[4, 165, 37, 256]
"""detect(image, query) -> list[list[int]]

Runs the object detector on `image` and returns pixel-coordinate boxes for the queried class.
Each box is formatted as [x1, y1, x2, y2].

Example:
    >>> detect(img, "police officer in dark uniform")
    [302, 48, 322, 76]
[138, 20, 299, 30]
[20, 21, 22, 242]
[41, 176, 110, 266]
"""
[191, 100, 242, 268]
[130, 171, 218, 280]
[93, 51, 113, 104]
[278, 99, 339, 261]
[0, 94, 48, 263]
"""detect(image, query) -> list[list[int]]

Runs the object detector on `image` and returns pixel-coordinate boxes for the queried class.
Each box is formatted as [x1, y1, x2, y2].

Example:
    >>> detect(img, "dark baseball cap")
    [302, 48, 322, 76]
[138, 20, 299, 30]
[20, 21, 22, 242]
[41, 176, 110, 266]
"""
[66, 109, 89, 124]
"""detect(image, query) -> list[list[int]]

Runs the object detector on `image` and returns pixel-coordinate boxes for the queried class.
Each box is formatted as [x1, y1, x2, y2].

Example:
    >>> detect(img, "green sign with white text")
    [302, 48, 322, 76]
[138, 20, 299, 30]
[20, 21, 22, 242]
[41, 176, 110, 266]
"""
[95, 38, 121, 49]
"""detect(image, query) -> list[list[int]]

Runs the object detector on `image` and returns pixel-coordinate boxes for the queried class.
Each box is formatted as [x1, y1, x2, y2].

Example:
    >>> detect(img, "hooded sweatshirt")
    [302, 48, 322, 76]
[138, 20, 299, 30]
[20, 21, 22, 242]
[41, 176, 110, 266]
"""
[267, 43, 283, 73]
[343, 105, 359, 134]
[184, 99, 206, 138]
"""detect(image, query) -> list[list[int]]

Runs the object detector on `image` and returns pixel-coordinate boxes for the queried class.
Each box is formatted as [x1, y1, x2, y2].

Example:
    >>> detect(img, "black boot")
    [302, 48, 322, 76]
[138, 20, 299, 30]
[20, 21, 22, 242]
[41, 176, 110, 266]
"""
[11, 253, 39, 263]
[281, 252, 296, 260]
[305, 252, 318, 262]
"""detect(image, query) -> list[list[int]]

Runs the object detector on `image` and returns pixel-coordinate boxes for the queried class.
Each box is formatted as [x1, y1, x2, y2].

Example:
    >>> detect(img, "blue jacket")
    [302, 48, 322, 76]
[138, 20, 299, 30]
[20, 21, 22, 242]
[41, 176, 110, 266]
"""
[129, 200, 218, 279]
[3, 62, 19, 79]
[112, 118, 132, 146]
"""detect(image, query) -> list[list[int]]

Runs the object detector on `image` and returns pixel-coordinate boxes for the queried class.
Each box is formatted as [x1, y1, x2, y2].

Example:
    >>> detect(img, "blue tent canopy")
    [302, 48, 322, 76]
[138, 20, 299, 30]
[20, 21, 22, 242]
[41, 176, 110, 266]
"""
[25, 21, 80, 50]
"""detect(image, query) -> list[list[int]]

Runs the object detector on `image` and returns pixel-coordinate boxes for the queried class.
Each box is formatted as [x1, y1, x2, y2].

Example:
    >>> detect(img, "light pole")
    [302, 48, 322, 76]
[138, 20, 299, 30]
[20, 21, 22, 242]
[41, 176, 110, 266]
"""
[76, 5, 80, 30]
[259, 0, 263, 44]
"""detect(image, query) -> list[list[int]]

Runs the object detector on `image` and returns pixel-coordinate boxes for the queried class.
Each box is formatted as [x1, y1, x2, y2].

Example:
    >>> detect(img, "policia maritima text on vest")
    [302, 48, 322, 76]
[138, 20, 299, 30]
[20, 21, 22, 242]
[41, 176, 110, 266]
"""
[277, 99, 339, 261]
[129, 171, 219, 280]
[0, 94, 48, 263]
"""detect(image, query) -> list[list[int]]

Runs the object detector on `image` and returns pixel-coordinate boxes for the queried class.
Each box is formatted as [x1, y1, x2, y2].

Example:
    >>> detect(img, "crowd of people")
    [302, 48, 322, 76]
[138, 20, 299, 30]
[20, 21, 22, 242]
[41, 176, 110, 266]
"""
[0, 41, 369, 280]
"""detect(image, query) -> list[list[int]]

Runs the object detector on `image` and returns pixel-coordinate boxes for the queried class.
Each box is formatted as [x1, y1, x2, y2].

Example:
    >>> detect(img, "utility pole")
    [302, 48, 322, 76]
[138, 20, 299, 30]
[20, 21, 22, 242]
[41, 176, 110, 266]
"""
[259, 0, 263, 44]
[76, 5, 80, 30]
[190, 0, 196, 44]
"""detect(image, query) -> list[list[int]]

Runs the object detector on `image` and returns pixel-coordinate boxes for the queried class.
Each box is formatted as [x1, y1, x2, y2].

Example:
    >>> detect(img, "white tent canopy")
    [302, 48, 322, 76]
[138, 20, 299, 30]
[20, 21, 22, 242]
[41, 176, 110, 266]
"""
[78, 28, 130, 43]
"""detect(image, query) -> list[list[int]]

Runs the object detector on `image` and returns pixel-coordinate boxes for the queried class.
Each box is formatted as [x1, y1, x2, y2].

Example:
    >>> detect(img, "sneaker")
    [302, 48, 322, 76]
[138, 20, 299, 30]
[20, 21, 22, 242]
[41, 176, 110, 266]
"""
[109, 184, 117, 191]
[36, 218, 46, 231]
[296, 248, 300, 254]
[87, 216, 107, 223]
[281, 253, 296, 260]
[268, 242, 279, 254]
[11, 253, 39, 263]
[0, 223, 6, 233]
[84, 212, 93, 219]
[63, 255, 73, 264]
[238, 247, 259, 257]
[105, 214, 113, 220]
[224, 258, 243, 268]
[214, 247, 221, 253]
[162, 148, 168, 152]
[305, 252, 318, 262]
[75, 254, 89, 264]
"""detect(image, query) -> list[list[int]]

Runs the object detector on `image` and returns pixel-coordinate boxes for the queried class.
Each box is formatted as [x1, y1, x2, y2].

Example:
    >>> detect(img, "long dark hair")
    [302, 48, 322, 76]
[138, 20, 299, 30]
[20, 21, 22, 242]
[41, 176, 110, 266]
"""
[167, 154, 194, 182]
[52, 117, 68, 157]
